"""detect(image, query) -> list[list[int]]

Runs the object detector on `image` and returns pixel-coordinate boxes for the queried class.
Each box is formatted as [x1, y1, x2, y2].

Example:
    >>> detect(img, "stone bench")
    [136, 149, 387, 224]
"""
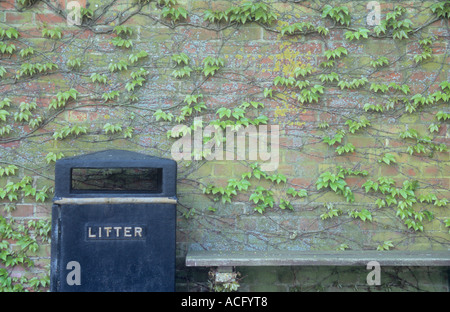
[186, 250, 450, 267]
[186, 250, 450, 285]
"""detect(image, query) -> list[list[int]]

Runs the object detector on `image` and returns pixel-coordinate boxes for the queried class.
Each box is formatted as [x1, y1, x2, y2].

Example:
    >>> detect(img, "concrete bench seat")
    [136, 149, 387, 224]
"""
[186, 250, 450, 267]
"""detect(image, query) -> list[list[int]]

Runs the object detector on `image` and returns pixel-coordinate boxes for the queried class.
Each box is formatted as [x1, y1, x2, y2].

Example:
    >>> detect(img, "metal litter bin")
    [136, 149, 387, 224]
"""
[50, 149, 177, 292]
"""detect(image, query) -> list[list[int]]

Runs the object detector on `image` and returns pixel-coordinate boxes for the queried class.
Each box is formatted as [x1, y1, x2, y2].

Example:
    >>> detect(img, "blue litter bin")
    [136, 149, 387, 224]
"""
[50, 150, 177, 292]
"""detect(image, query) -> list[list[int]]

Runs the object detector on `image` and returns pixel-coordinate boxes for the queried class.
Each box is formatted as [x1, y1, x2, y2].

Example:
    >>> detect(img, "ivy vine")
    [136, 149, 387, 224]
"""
[0, 0, 449, 292]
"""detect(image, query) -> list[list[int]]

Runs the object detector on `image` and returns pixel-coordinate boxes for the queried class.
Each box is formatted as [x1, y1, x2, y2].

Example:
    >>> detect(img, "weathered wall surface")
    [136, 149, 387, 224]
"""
[0, 0, 449, 291]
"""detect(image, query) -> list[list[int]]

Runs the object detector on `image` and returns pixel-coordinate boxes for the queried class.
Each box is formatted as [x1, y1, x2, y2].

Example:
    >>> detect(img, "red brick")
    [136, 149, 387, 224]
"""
[434, 124, 447, 137]
[15, 27, 44, 40]
[406, 41, 421, 54]
[404, 167, 418, 177]
[5, 12, 34, 25]
[423, 178, 449, 189]
[35, 204, 51, 218]
[432, 42, 447, 54]
[422, 165, 442, 176]
[11, 204, 33, 217]
[67, 111, 88, 122]
[48, 0, 69, 9]
[0, 0, 14, 10]
[35, 12, 67, 25]
[64, 28, 95, 39]
[345, 176, 366, 188]
[290, 178, 314, 188]
[380, 164, 400, 176]
[0, 141, 20, 148]
[371, 70, 403, 83]
[88, 112, 99, 121]
[327, 28, 344, 40]
[409, 71, 437, 83]
[290, 42, 323, 54]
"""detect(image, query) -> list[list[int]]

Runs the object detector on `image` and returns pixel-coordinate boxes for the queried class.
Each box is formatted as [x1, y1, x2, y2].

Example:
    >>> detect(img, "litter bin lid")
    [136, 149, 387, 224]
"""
[54, 149, 177, 199]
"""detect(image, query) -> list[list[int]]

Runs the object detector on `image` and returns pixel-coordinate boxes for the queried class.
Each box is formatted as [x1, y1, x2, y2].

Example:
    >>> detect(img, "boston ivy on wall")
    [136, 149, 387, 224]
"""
[0, 0, 449, 291]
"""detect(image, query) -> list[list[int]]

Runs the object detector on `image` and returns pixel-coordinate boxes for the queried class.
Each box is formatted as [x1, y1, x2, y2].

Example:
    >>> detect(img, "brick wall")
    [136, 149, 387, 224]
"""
[0, 0, 449, 291]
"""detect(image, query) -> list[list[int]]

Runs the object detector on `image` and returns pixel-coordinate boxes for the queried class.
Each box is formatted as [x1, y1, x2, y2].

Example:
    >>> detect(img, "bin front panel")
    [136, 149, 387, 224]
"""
[51, 203, 176, 292]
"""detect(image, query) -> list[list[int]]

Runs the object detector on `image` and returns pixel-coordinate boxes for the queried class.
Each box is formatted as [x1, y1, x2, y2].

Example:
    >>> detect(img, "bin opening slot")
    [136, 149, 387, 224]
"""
[71, 167, 162, 193]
